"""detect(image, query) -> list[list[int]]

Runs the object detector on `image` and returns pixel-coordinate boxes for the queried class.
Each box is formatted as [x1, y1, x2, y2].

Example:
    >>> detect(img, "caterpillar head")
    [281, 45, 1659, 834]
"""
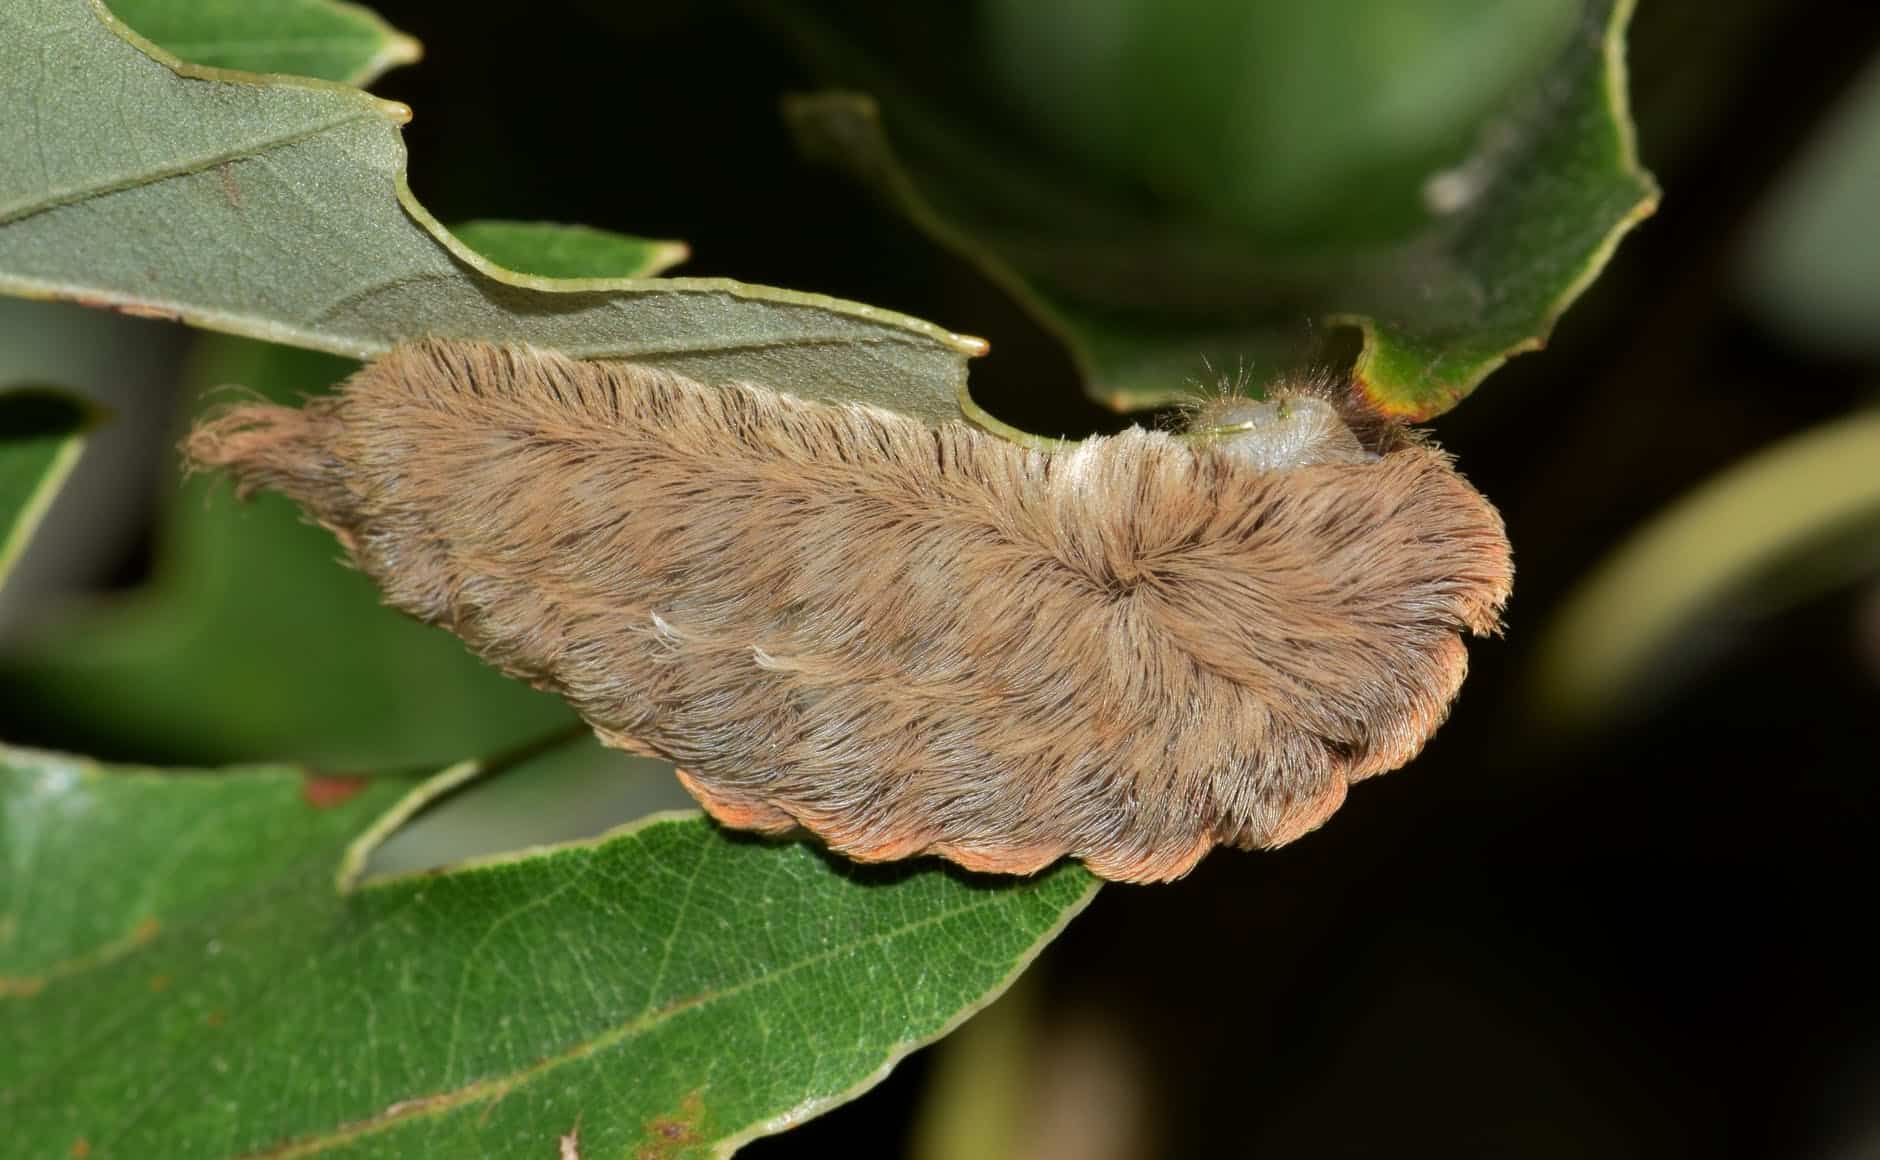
[1184, 386, 1378, 471]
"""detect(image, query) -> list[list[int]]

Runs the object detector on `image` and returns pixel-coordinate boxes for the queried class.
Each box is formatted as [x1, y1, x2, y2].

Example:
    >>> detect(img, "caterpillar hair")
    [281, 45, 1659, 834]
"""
[185, 340, 1512, 883]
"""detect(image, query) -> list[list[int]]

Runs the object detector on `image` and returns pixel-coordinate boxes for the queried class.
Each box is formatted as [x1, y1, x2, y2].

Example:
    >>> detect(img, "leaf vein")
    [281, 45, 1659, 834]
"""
[239, 889, 1030, 1159]
[0, 108, 382, 226]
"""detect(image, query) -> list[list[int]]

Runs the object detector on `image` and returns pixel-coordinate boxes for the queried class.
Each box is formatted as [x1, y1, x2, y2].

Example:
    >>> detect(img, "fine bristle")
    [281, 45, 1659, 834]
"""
[183, 338, 1513, 883]
[1178, 368, 1413, 458]
[183, 401, 354, 527]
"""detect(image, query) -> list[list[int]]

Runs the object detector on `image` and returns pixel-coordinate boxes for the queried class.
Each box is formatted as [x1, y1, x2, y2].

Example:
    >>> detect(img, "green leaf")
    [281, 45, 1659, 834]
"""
[784, 0, 1658, 419]
[0, 388, 98, 591]
[0, 745, 413, 997]
[0, 206, 734, 766]
[0, 739, 1099, 1158]
[0, 0, 984, 426]
[0, 337, 573, 768]
[451, 220, 690, 281]
[107, 0, 421, 88]
[1529, 409, 1880, 726]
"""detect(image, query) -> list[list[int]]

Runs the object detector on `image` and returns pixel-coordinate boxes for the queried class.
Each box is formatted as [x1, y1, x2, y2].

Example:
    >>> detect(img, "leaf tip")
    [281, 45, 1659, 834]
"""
[645, 240, 692, 278]
[386, 32, 424, 68]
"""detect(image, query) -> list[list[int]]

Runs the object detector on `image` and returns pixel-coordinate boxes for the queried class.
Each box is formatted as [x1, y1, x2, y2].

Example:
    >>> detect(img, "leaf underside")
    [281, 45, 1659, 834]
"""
[0, 0, 982, 427]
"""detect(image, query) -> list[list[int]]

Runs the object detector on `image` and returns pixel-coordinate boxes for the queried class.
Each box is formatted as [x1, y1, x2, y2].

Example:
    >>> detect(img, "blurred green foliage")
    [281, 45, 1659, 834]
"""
[785, 0, 1656, 416]
[0, 390, 96, 589]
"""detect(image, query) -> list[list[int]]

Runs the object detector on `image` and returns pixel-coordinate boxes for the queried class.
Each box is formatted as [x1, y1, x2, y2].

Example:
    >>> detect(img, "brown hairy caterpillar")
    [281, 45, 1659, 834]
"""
[185, 340, 1511, 883]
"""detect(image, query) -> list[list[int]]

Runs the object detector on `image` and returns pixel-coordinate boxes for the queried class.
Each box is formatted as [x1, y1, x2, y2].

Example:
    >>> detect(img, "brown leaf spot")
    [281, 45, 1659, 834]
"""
[302, 774, 369, 809]
[148, 973, 171, 993]
[69, 294, 179, 322]
[636, 1090, 704, 1159]
[70, 1139, 91, 1159]
[205, 1009, 227, 1027]
[1354, 367, 1459, 424]
[132, 916, 162, 944]
[219, 163, 243, 208]
[122, 302, 178, 320]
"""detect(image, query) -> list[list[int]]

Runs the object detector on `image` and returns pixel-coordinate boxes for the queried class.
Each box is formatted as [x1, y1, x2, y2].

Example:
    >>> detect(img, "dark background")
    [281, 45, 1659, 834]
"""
[12, 0, 1880, 1155]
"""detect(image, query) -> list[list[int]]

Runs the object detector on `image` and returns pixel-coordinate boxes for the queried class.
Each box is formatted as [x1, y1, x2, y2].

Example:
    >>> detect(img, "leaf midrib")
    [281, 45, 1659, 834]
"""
[239, 882, 1035, 1159]
[10, 803, 1057, 1159]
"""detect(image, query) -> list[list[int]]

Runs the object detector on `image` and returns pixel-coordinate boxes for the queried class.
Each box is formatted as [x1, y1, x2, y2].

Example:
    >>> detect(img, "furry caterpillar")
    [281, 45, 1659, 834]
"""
[186, 340, 1511, 883]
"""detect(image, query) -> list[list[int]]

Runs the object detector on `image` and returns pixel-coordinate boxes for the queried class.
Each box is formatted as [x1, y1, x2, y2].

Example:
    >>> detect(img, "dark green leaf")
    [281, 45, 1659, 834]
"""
[0, 739, 1099, 1158]
[784, 0, 1658, 419]
[0, 388, 98, 590]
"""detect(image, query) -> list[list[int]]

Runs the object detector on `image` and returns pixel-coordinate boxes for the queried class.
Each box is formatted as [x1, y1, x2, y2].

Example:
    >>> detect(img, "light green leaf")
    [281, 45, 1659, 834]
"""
[0, 388, 98, 591]
[785, 0, 1657, 419]
[451, 220, 690, 281]
[0, 739, 1099, 1158]
[0, 0, 984, 426]
[0, 337, 573, 768]
[107, 0, 421, 88]
[1530, 409, 1880, 726]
